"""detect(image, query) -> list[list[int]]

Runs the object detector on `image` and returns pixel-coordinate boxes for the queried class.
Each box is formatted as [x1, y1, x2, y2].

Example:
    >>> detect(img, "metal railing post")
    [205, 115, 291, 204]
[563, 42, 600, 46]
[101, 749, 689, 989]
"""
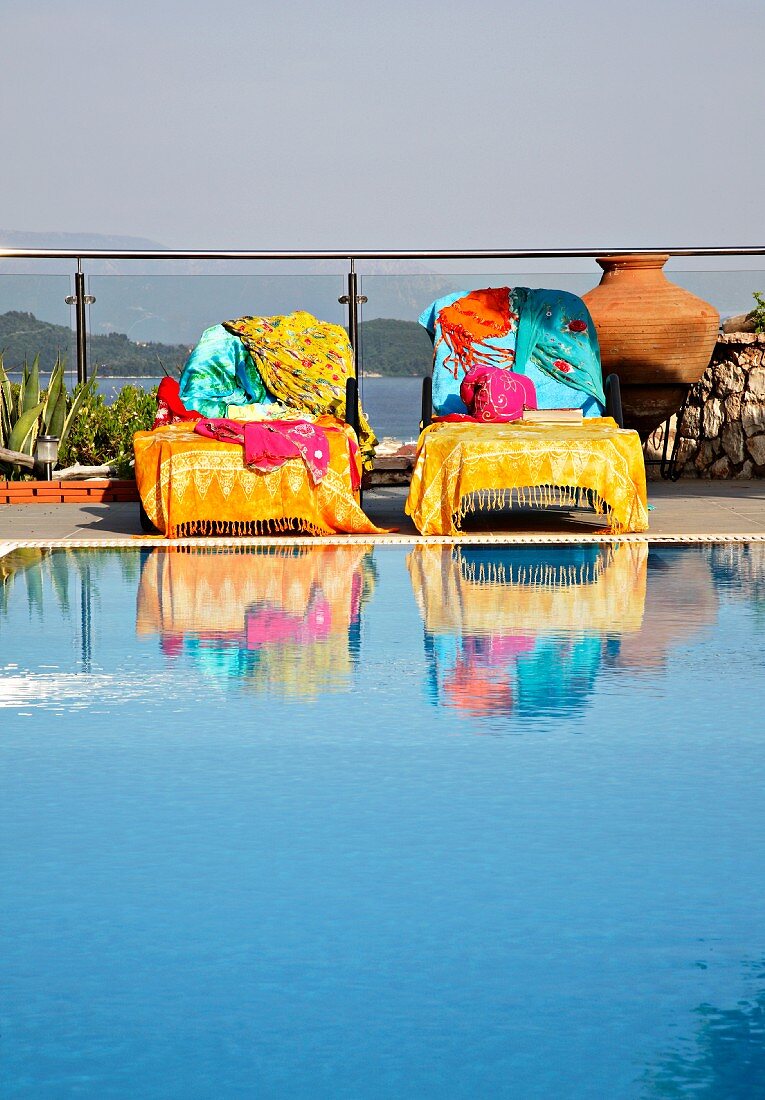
[339, 258, 368, 376]
[74, 268, 87, 385]
[339, 259, 368, 500]
[347, 259, 360, 370]
[65, 259, 95, 385]
[339, 257, 368, 421]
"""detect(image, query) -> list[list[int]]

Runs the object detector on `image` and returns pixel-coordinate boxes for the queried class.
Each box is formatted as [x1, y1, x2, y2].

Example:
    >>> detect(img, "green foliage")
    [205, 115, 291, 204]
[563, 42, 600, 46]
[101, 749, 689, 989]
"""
[752, 292, 765, 334]
[58, 383, 157, 477]
[0, 353, 99, 477]
[1, 351, 154, 479]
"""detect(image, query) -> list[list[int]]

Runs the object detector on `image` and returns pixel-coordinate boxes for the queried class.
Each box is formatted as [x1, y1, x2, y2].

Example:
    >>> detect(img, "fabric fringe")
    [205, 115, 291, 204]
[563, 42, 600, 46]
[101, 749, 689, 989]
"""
[164, 543, 313, 557]
[457, 545, 614, 588]
[454, 483, 627, 534]
[168, 517, 328, 539]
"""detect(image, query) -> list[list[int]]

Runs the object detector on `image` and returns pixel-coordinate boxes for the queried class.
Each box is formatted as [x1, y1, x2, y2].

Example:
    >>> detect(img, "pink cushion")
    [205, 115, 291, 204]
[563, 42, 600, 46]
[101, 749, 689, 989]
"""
[460, 367, 538, 422]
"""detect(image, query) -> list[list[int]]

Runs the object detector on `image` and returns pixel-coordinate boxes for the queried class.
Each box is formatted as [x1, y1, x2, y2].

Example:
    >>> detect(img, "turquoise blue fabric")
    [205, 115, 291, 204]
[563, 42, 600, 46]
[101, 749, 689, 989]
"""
[514, 287, 604, 413]
[419, 287, 605, 417]
[178, 324, 274, 418]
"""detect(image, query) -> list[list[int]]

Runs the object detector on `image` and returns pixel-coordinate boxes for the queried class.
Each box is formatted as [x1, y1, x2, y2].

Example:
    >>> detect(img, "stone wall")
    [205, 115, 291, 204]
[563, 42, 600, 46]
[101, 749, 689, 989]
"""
[648, 333, 765, 477]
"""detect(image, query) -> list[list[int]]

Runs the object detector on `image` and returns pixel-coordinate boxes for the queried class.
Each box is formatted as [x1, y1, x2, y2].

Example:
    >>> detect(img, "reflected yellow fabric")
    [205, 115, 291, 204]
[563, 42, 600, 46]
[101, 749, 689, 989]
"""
[408, 541, 648, 637]
[134, 418, 382, 538]
[405, 418, 649, 535]
[136, 545, 376, 699]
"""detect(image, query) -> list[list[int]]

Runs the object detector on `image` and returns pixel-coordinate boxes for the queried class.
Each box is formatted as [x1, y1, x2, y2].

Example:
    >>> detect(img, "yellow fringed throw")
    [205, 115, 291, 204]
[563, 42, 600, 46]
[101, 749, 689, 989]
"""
[134, 419, 383, 538]
[405, 417, 649, 535]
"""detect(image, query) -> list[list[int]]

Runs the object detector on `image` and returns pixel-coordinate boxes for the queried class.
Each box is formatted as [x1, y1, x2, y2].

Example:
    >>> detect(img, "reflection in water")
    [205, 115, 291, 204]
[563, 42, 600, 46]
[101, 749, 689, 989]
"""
[0, 548, 141, 671]
[1, 547, 140, 621]
[612, 547, 718, 672]
[708, 542, 765, 633]
[409, 542, 647, 720]
[135, 546, 377, 699]
[408, 542, 719, 721]
[3, 541, 765, 1094]
[643, 960, 765, 1098]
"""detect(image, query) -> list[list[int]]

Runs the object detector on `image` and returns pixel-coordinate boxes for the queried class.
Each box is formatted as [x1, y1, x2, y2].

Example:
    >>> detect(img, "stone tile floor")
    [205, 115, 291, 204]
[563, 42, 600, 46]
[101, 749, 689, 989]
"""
[3, 481, 765, 544]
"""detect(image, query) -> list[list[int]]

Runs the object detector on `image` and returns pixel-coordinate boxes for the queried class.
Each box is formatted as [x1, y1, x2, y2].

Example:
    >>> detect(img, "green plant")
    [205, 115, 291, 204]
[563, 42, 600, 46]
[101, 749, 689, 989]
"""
[58, 383, 158, 477]
[752, 292, 765, 334]
[0, 355, 96, 477]
[0, 354, 157, 479]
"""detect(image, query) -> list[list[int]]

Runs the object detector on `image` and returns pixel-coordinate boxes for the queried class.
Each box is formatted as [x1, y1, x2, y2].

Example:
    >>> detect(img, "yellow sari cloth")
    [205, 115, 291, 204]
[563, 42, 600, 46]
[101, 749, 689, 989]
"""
[406, 417, 649, 535]
[134, 418, 382, 538]
[222, 311, 376, 468]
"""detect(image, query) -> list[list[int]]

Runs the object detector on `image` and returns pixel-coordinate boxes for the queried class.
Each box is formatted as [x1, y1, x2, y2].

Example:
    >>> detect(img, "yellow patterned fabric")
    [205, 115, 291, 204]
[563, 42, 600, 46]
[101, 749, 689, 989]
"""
[222, 311, 376, 468]
[405, 417, 649, 535]
[134, 419, 382, 538]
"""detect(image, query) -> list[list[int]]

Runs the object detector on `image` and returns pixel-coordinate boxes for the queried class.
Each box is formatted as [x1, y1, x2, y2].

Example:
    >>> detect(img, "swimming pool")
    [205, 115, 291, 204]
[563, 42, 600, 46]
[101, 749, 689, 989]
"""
[2, 542, 765, 1097]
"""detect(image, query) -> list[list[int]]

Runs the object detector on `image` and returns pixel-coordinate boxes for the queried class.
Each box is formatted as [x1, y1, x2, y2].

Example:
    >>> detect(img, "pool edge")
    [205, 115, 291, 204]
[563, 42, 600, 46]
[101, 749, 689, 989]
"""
[4, 531, 765, 559]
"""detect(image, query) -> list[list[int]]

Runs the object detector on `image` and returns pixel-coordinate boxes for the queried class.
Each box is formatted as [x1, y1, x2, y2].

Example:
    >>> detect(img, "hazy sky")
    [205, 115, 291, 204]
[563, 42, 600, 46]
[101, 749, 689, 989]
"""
[2, 0, 764, 251]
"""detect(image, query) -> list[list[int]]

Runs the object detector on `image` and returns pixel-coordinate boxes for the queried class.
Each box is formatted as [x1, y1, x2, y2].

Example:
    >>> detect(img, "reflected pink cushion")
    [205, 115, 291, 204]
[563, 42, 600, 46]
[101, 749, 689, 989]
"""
[460, 367, 537, 423]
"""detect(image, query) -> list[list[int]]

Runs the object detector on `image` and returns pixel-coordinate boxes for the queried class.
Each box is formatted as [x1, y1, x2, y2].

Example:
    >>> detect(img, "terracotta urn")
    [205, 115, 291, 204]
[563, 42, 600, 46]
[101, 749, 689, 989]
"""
[582, 253, 719, 438]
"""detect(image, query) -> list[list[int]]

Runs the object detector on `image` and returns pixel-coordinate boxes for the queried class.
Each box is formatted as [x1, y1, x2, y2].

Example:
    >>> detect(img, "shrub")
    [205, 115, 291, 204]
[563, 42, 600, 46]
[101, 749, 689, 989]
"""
[752, 292, 765, 334]
[58, 384, 158, 477]
[1, 350, 160, 480]
[0, 356, 97, 479]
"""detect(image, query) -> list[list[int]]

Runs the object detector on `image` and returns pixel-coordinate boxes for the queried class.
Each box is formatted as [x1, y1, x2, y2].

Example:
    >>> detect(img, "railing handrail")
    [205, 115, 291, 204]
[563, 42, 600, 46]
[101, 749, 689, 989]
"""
[2, 246, 765, 261]
[4, 244, 764, 389]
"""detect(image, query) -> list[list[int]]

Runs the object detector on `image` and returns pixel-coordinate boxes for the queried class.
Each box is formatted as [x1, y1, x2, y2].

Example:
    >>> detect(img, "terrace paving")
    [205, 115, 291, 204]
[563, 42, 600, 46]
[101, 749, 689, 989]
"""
[3, 480, 765, 546]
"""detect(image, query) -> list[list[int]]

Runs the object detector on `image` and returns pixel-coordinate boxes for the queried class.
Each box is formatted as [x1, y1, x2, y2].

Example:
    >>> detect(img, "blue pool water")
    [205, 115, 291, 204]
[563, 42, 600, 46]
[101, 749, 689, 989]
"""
[2, 542, 765, 1098]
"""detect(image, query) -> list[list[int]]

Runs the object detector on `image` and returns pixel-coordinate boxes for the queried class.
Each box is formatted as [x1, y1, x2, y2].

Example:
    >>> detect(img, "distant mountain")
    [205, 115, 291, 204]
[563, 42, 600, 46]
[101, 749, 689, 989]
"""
[4, 233, 757, 342]
[0, 311, 191, 376]
[0, 311, 430, 378]
[0, 229, 168, 251]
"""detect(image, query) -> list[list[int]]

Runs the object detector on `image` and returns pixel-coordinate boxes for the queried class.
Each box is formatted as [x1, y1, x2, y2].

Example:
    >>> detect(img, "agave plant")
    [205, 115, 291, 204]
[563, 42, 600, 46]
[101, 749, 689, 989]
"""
[0, 354, 96, 476]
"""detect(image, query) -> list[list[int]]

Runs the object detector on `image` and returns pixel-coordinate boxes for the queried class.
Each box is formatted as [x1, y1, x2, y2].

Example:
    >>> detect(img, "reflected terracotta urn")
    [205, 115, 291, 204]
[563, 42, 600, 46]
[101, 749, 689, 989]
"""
[582, 253, 719, 438]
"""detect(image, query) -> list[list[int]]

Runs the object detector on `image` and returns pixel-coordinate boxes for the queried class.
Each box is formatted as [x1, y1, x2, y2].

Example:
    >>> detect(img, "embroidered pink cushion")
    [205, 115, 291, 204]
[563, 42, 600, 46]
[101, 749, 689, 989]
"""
[460, 367, 538, 423]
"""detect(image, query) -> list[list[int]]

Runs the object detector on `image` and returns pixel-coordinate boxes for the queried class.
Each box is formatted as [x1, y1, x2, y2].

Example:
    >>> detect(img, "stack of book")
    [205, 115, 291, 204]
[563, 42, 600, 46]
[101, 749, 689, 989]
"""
[521, 408, 584, 423]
